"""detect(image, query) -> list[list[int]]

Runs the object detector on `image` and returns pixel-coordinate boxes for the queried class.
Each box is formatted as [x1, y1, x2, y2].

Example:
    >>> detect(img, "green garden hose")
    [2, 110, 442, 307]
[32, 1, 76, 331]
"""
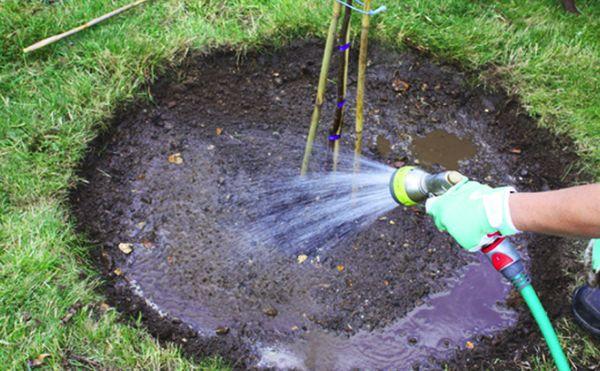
[520, 284, 570, 371]
[482, 239, 571, 371]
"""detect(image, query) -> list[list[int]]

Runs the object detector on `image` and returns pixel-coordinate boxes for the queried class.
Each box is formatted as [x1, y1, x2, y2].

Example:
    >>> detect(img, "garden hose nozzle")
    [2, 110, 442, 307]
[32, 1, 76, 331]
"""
[389, 166, 464, 206]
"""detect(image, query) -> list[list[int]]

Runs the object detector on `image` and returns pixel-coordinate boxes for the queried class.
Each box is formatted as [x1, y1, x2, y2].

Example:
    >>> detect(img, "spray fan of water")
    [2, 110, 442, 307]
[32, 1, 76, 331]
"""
[235, 154, 399, 256]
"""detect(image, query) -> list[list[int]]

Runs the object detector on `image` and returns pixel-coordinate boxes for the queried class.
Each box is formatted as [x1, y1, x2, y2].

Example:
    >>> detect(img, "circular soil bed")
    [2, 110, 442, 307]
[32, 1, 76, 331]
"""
[71, 40, 582, 369]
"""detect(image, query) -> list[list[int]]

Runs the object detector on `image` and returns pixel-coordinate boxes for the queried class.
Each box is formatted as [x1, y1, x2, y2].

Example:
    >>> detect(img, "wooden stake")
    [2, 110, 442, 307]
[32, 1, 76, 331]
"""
[300, 0, 342, 176]
[23, 0, 149, 53]
[331, 1, 353, 171]
[354, 0, 371, 174]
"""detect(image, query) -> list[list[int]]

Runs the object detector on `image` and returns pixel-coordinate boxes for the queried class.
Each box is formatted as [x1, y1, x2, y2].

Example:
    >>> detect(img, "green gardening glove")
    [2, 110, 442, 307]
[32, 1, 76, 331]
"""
[425, 179, 520, 251]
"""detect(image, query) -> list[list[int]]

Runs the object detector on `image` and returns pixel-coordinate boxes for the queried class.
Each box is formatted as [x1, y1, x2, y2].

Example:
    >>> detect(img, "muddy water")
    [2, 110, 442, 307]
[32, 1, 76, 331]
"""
[411, 130, 477, 169]
[72, 40, 580, 369]
[259, 256, 516, 369]
[376, 134, 392, 158]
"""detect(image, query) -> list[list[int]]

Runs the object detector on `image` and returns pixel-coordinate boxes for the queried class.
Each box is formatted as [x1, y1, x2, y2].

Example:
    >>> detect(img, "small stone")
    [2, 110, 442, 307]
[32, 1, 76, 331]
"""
[336, 264, 345, 272]
[392, 78, 410, 92]
[207, 144, 215, 150]
[466, 341, 474, 349]
[389, 220, 395, 225]
[113, 268, 123, 276]
[215, 326, 230, 335]
[297, 254, 308, 264]
[383, 280, 390, 286]
[291, 325, 299, 331]
[167, 100, 177, 108]
[167, 153, 183, 164]
[509, 147, 522, 154]
[215, 127, 223, 135]
[118, 243, 133, 255]
[263, 307, 278, 317]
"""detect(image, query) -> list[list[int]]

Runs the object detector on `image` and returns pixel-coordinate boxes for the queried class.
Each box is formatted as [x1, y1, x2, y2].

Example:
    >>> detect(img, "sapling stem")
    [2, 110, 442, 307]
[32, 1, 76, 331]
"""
[330, 1, 353, 171]
[354, 0, 371, 174]
[300, 0, 342, 176]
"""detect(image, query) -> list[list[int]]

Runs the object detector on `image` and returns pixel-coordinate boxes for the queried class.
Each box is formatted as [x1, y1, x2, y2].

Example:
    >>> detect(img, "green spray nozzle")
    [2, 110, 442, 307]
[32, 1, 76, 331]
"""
[389, 166, 463, 206]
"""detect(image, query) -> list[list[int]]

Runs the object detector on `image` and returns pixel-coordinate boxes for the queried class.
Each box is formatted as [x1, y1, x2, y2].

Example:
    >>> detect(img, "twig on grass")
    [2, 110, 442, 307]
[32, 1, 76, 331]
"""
[23, 0, 150, 53]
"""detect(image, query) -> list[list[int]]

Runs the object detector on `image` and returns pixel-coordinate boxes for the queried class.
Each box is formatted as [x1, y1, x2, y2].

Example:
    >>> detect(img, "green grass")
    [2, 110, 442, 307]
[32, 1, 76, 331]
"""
[0, 0, 598, 368]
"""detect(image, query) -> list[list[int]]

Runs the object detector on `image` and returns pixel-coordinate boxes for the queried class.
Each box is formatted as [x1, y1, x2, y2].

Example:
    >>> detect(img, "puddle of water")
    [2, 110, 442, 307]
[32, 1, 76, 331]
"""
[411, 130, 477, 169]
[376, 135, 392, 158]
[258, 254, 517, 370]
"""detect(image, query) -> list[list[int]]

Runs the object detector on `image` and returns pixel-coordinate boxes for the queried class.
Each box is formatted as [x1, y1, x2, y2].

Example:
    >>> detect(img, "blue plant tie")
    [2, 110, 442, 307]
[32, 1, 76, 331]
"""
[334, 0, 387, 16]
[329, 134, 341, 141]
[338, 42, 351, 51]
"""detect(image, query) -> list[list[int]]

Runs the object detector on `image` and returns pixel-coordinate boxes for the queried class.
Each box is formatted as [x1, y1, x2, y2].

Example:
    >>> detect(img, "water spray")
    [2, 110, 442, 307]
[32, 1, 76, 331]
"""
[389, 166, 570, 371]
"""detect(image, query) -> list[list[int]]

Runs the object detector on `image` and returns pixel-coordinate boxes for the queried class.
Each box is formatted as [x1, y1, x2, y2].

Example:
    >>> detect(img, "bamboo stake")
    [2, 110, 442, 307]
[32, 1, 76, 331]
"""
[23, 0, 149, 53]
[300, 0, 343, 176]
[353, 0, 371, 175]
[330, 1, 353, 172]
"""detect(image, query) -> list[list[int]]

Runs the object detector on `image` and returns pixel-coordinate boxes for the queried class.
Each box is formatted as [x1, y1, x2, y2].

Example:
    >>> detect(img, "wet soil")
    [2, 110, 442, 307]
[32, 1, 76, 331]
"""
[71, 39, 584, 369]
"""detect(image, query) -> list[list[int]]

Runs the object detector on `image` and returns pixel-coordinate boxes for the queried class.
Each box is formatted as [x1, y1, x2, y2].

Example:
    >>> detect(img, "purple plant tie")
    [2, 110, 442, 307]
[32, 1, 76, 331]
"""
[338, 42, 351, 51]
[328, 134, 341, 141]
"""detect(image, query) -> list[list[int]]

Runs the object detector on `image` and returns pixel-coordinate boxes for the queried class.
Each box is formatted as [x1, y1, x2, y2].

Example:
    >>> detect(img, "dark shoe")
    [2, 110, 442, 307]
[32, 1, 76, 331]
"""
[572, 285, 600, 339]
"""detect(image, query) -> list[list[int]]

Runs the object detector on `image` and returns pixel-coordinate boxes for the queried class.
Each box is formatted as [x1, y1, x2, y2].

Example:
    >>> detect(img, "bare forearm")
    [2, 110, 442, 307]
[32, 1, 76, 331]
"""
[509, 184, 600, 238]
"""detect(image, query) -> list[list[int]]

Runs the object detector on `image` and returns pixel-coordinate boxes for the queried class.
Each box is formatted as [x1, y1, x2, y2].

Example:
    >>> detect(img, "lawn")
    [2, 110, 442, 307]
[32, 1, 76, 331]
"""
[0, 0, 598, 369]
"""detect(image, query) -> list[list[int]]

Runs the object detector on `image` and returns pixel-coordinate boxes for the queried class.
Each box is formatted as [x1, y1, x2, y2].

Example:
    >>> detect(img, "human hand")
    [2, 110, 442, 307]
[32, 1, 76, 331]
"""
[426, 179, 520, 251]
